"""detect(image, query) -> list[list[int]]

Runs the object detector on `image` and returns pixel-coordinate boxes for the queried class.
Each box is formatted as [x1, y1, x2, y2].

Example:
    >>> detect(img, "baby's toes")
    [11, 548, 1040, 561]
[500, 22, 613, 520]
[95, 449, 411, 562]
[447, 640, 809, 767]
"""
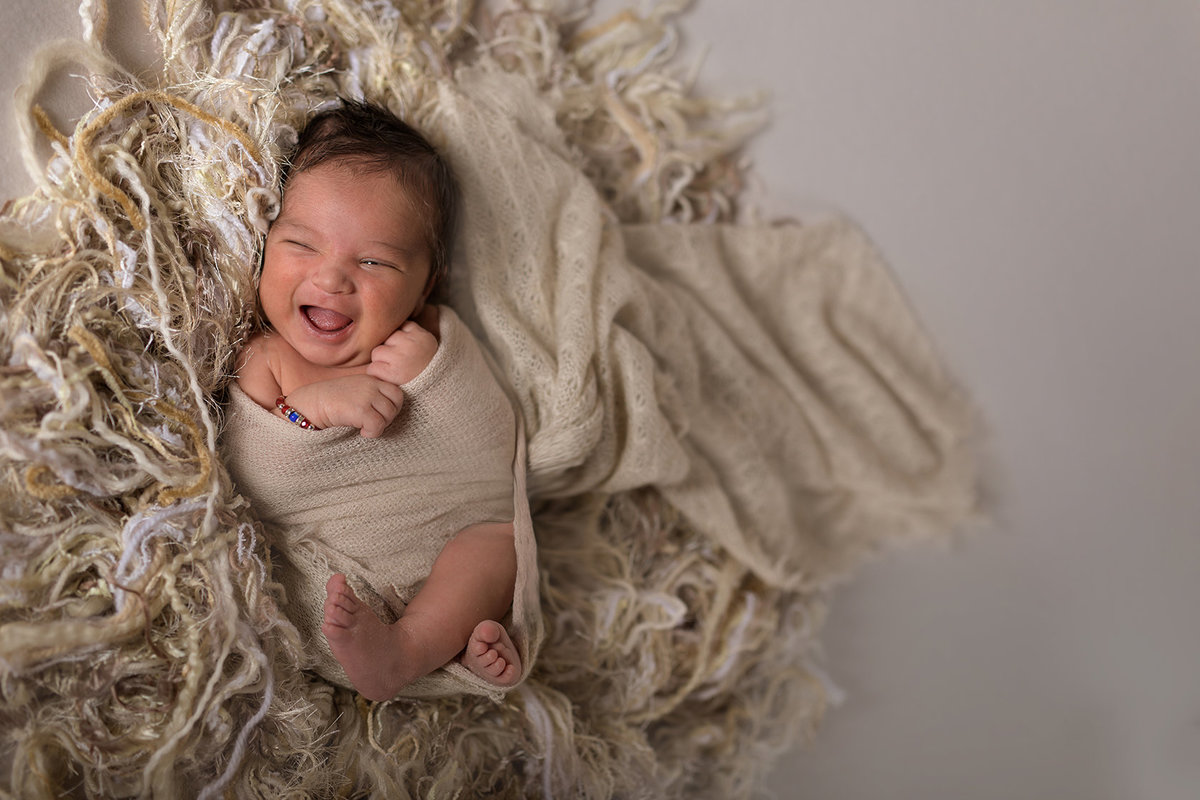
[462, 621, 521, 687]
[474, 645, 501, 668]
[490, 660, 517, 684]
[466, 635, 490, 658]
[323, 574, 359, 628]
[486, 655, 510, 677]
[472, 619, 504, 646]
[323, 596, 351, 630]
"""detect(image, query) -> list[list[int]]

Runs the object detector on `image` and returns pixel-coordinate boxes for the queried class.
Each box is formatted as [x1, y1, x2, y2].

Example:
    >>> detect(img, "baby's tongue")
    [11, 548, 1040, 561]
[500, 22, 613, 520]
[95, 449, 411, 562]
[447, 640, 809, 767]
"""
[304, 306, 351, 331]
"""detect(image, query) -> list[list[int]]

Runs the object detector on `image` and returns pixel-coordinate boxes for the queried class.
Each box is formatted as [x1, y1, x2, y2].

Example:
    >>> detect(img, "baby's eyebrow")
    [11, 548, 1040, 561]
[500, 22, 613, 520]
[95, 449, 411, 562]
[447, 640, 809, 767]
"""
[272, 219, 314, 235]
[368, 240, 420, 257]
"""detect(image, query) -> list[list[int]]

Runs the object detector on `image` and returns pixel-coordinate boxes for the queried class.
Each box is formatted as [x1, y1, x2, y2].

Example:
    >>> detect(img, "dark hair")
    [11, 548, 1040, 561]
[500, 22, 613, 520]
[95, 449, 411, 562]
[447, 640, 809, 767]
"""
[285, 99, 458, 290]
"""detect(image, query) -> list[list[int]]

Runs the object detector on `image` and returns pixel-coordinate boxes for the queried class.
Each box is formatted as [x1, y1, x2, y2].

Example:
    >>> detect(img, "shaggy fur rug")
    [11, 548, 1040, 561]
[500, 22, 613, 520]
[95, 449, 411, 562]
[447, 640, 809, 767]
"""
[0, 1, 976, 797]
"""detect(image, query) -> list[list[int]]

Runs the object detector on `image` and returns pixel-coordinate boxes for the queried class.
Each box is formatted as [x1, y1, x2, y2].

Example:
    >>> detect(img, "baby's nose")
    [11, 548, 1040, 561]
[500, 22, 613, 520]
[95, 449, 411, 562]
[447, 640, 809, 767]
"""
[311, 260, 352, 292]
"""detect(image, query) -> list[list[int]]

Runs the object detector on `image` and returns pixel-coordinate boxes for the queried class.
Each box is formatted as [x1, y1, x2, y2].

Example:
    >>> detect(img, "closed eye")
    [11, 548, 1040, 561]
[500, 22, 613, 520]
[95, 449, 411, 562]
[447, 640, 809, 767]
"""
[284, 240, 315, 251]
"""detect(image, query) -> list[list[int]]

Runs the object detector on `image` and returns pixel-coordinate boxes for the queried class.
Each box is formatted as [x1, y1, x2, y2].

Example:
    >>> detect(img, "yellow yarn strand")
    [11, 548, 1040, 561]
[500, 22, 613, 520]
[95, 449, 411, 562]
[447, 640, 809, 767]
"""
[24, 464, 80, 500]
[31, 105, 70, 151]
[67, 324, 140, 421]
[143, 393, 213, 505]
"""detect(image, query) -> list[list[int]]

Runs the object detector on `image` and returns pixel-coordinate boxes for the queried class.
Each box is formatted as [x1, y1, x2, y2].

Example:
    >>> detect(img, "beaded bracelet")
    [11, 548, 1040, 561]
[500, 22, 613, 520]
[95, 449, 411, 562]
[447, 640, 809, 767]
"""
[276, 396, 320, 430]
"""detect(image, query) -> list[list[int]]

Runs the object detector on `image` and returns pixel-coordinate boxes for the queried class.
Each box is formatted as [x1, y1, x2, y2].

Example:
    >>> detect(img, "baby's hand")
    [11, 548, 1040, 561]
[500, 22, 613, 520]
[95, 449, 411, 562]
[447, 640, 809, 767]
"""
[366, 320, 438, 387]
[284, 374, 405, 438]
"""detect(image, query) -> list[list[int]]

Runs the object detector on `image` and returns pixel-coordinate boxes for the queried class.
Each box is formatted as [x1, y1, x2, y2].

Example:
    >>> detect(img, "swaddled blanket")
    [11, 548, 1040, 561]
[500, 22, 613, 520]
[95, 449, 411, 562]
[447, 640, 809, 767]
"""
[221, 306, 540, 699]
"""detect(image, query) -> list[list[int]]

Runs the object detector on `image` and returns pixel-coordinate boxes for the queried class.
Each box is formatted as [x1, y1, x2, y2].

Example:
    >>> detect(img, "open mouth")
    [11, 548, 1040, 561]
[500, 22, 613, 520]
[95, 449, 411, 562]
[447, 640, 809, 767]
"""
[301, 305, 353, 333]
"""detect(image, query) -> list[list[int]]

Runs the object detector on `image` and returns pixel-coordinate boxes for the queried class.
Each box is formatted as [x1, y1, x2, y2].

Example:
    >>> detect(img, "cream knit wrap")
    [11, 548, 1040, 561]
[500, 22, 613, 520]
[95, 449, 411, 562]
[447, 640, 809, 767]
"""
[220, 307, 540, 700]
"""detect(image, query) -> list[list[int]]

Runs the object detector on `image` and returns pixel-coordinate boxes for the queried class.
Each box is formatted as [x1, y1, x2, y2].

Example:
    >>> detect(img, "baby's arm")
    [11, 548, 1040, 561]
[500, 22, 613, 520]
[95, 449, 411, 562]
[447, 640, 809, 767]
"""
[291, 317, 438, 436]
[281, 377, 405, 437]
[286, 318, 438, 435]
[235, 323, 437, 438]
[237, 335, 402, 437]
[235, 332, 285, 409]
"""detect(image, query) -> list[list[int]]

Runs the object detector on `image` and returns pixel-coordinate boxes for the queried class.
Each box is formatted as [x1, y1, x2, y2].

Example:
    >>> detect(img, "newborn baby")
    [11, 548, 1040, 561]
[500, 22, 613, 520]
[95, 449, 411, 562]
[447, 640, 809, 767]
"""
[222, 100, 539, 701]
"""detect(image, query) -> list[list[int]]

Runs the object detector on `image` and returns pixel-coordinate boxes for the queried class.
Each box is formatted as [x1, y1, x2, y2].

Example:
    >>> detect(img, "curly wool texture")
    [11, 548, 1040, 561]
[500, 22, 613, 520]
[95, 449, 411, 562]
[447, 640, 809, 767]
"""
[0, 1, 975, 798]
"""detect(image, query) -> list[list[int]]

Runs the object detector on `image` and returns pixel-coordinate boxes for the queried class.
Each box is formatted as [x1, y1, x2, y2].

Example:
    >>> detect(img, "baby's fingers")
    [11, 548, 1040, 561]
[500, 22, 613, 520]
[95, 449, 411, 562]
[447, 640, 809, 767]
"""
[377, 381, 406, 407]
[359, 413, 387, 439]
[358, 386, 405, 438]
[358, 404, 392, 438]
[384, 323, 437, 355]
[367, 331, 436, 385]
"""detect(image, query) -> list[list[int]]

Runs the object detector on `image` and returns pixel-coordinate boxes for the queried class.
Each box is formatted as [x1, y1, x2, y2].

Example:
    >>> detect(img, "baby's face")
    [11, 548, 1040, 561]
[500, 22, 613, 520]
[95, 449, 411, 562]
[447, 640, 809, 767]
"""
[259, 161, 433, 369]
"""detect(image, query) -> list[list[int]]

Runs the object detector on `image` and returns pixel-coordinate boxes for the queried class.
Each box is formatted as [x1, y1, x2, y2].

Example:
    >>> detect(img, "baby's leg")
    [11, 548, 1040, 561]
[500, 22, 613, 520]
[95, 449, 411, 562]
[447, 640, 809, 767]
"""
[322, 573, 425, 701]
[461, 619, 521, 686]
[322, 521, 518, 701]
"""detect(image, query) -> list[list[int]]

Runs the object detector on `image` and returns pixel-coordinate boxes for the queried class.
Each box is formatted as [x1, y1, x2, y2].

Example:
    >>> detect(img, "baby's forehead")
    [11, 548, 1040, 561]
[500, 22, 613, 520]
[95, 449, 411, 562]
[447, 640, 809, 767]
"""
[285, 161, 431, 215]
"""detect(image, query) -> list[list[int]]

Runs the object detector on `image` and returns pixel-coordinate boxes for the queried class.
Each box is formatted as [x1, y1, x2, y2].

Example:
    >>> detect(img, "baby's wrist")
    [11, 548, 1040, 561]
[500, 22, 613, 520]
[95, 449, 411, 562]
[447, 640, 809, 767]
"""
[276, 396, 320, 430]
[275, 386, 333, 430]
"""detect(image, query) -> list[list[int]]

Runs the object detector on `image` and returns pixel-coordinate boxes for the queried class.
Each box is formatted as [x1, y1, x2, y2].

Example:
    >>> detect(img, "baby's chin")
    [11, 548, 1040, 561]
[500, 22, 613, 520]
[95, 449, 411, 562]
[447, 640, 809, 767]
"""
[306, 354, 373, 372]
[281, 335, 374, 373]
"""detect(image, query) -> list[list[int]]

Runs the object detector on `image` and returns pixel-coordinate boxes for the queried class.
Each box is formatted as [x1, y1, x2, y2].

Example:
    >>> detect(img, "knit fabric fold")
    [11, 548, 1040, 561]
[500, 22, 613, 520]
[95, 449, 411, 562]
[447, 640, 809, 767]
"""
[440, 68, 976, 590]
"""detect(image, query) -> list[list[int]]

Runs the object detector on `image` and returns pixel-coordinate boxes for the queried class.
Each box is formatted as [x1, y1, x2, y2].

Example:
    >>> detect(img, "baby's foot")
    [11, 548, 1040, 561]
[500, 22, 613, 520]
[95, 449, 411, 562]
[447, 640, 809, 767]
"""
[321, 573, 415, 701]
[461, 619, 521, 687]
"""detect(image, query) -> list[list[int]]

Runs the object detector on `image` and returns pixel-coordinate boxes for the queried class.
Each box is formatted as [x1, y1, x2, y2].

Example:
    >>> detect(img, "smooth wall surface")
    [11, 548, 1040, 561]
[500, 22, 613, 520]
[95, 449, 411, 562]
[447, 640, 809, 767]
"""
[4, 3, 1199, 799]
[685, 3, 1200, 799]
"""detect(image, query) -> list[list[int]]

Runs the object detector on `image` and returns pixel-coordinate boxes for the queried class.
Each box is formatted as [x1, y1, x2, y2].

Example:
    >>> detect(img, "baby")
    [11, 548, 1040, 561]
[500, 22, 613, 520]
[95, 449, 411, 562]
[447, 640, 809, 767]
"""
[222, 100, 537, 702]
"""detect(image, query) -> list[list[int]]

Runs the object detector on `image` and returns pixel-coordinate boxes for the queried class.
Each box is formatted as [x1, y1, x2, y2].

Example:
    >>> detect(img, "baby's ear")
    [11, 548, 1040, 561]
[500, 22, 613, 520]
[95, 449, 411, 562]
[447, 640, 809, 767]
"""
[418, 262, 440, 306]
[412, 304, 440, 337]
